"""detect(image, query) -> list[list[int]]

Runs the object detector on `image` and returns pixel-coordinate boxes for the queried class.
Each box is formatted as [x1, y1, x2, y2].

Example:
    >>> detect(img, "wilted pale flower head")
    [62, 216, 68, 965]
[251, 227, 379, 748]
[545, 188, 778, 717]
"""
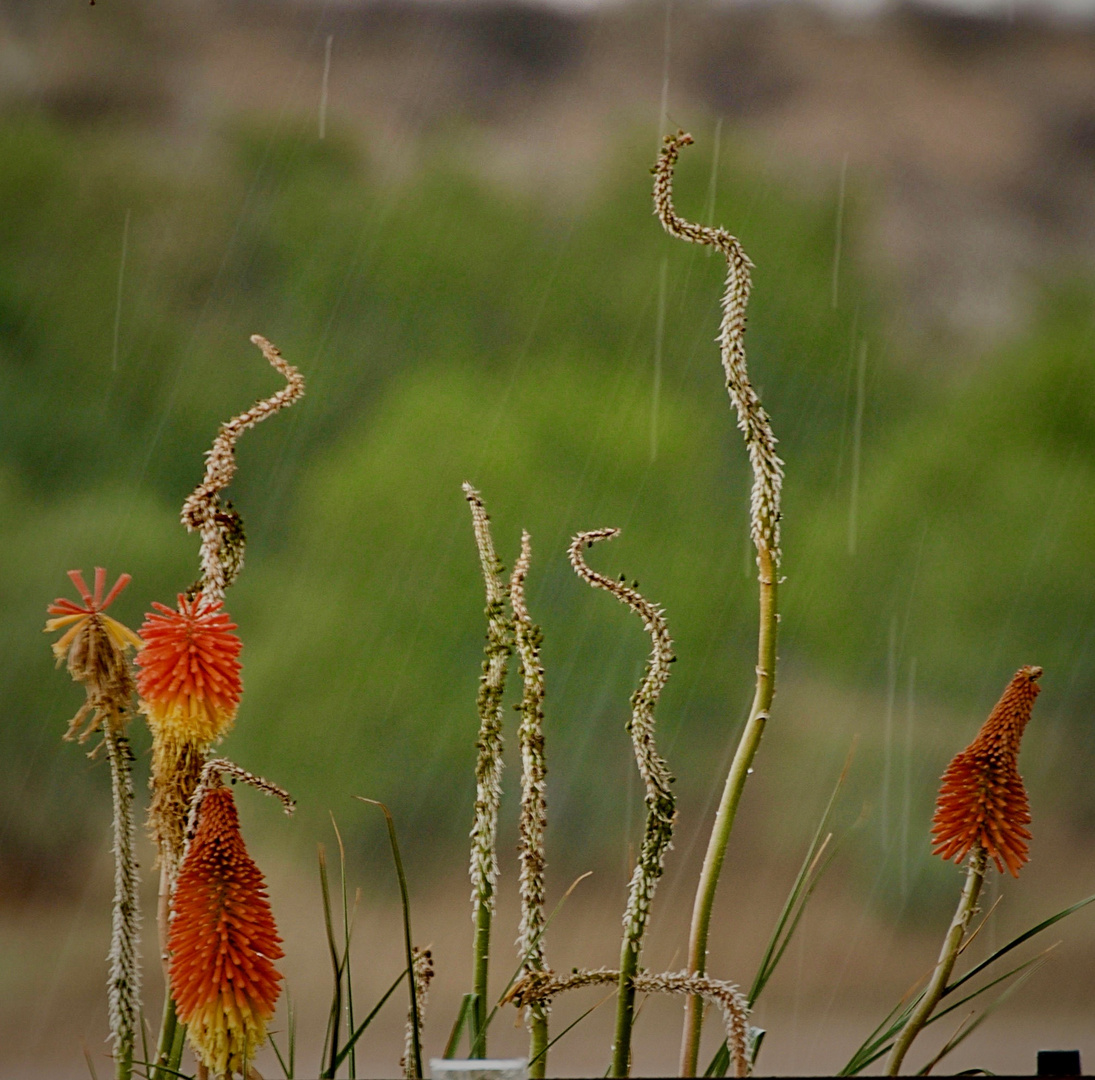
[931, 665, 1042, 877]
[45, 568, 142, 741]
[169, 786, 283, 1078]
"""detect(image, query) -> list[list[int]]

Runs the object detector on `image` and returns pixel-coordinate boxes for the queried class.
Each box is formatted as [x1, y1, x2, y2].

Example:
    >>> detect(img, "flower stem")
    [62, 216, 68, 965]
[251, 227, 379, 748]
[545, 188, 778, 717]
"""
[679, 547, 778, 1076]
[104, 727, 140, 1080]
[470, 899, 493, 1056]
[886, 846, 987, 1075]
[528, 1007, 549, 1080]
[611, 941, 641, 1078]
[151, 994, 178, 1080]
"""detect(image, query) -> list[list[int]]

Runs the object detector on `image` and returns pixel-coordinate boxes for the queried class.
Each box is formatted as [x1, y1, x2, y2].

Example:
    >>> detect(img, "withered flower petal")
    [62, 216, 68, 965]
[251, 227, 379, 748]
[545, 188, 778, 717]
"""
[169, 786, 283, 1078]
[44, 567, 141, 741]
[931, 665, 1042, 877]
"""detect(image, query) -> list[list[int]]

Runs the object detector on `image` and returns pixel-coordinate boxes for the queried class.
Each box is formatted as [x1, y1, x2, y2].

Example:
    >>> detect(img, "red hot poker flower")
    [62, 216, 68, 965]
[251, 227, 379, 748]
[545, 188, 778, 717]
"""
[169, 786, 283, 1078]
[931, 665, 1042, 877]
[136, 592, 242, 747]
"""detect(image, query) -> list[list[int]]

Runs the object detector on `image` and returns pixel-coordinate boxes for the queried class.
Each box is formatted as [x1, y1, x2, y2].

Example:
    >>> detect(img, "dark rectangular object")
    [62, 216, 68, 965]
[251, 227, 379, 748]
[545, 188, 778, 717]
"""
[1039, 1049, 1083, 1077]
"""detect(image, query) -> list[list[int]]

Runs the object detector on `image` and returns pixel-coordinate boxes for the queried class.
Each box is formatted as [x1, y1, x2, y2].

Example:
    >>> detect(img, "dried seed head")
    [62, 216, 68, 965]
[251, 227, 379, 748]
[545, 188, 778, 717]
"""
[181, 334, 305, 603]
[169, 786, 283, 1078]
[931, 665, 1043, 877]
[45, 568, 142, 742]
[653, 131, 783, 564]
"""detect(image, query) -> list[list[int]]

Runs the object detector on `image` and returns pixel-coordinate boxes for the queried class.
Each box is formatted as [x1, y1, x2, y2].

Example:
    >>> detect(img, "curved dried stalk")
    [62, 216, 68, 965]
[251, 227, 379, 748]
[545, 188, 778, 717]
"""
[569, 528, 676, 1078]
[463, 483, 514, 1055]
[654, 131, 783, 1076]
[511, 532, 550, 1077]
[181, 334, 305, 604]
[510, 967, 749, 1078]
[183, 756, 296, 858]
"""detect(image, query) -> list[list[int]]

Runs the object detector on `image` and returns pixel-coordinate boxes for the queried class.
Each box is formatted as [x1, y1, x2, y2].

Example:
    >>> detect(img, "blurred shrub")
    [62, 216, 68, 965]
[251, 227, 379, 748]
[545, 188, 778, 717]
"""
[4, 111, 1092, 888]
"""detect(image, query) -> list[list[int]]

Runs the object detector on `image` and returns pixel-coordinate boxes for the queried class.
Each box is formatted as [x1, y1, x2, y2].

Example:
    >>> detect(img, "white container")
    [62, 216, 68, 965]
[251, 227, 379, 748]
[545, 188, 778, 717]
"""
[430, 1058, 528, 1080]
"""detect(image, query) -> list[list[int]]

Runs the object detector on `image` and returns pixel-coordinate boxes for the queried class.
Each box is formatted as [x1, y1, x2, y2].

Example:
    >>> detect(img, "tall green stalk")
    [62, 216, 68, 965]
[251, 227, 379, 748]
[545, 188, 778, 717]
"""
[104, 727, 140, 1080]
[462, 484, 513, 1058]
[652, 131, 785, 1078]
[886, 847, 987, 1075]
[511, 533, 551, 1079]
[680, 549, 778, 1074]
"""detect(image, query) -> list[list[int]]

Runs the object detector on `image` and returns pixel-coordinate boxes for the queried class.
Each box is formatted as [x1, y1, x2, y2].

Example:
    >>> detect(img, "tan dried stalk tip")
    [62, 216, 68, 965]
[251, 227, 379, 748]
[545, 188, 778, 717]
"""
[463, 482, 513, 911]
[181, 334, 305, 603]
[511, 530, 548, 975]
[653, 131, 783, 563]
[402, 947, 434, 1080]
[510, 967, 749, 1078]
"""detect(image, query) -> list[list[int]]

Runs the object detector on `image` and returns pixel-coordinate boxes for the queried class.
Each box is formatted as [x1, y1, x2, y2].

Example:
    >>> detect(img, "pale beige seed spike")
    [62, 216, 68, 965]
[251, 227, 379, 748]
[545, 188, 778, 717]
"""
[181, 334, 305, 603]
[653, 131, 783, 564]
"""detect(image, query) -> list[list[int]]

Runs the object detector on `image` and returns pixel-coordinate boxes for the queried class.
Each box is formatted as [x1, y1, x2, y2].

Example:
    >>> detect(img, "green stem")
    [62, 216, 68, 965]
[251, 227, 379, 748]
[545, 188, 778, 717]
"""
[528, 1006, 549, 1079]
[611, 941, 640, 1078]
[680, 547, 778, 1076]
[168, 1014, 186, 1076]
[470, 898, 492, 1056]
[151, 995, 178, 1080]
[886, 848, 987, 1075]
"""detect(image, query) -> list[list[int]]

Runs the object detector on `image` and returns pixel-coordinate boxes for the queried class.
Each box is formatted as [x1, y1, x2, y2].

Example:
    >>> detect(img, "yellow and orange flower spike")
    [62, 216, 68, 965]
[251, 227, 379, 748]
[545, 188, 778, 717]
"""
[931, 665, 1042, 877]
[136, 592, 242, 746]
[136, 592, 243, 865]
[169, 785, 283, 1078]
[45, 567, 142, 741]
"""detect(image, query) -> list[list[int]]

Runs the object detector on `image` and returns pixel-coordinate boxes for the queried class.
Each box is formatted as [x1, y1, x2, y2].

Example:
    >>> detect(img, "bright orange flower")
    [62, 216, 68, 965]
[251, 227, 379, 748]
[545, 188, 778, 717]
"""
[169, 786, 283, 1078]
[136, 593, 242, 747]
[931, 665, 1042, 877]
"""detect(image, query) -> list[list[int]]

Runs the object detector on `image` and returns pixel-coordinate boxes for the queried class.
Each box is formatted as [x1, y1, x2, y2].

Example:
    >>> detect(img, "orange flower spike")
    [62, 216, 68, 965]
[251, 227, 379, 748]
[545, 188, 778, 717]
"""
[136, 593, 243, 747]
[170, 786, 283, 1078]
[931, 665, 1043, 878]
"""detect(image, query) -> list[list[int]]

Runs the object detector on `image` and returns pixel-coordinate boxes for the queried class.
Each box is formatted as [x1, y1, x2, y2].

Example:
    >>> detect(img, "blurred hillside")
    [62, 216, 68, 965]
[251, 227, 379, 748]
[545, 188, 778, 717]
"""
[1, 2, 1095, 1076]
[3, 0, 1095, 342]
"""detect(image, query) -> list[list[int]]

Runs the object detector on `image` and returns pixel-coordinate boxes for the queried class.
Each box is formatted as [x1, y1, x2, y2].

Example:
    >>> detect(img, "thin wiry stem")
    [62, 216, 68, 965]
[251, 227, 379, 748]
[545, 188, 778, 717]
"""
[181, 334, 305, 604]
[402, 948, 434, 1080]
[886, 847, 987, 1075]
[568, 529, 676, 1078]
[182, 757, 296, 859]
[463, 483, 514, 1056]
[653, 131, 783, 1076]
[104, 726, 140, 1080]
[510, 968, 748, 1078]
[511, 532, 550, 1078]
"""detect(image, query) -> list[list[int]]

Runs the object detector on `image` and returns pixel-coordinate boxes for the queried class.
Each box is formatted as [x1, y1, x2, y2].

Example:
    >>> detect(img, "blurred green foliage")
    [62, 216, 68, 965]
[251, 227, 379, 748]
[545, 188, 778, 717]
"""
[3, 111, 1093, 896]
